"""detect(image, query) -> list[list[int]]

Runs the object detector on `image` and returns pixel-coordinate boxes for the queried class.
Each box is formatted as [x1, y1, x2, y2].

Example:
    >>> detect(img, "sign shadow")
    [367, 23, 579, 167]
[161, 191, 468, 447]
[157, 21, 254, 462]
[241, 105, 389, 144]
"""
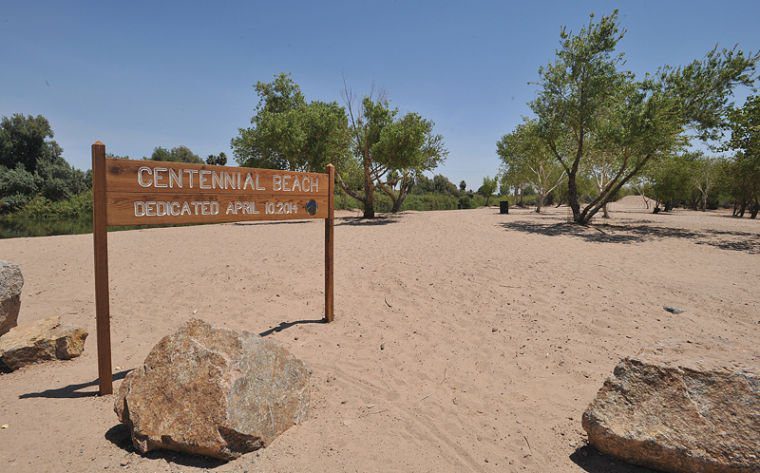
[259, 318, 327, 337]
[19, 369, 132, 399]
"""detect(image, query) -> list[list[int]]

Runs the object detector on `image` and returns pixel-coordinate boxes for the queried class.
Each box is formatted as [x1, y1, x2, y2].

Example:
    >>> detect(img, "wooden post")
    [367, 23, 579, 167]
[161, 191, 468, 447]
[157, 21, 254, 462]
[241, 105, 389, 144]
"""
[324, 164, 335, 322]
[92, 141, 113, 395]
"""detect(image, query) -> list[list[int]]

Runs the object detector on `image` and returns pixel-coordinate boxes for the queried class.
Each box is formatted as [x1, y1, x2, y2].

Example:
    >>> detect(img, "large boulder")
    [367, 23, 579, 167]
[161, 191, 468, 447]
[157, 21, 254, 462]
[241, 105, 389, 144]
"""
[0, 260, 24, 337]
[0, 316, 88, 371]
[582, 356, 759, 473]
[115, 319, 310, 461]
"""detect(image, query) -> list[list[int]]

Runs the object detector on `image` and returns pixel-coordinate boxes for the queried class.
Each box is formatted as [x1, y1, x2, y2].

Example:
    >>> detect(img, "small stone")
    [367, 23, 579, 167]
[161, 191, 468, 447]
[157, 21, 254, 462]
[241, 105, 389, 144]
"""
[0, 316, 87, 371]
[663, 306, 685, 314]
[1, 424, 8, 429]
[380, 343, 385, 351]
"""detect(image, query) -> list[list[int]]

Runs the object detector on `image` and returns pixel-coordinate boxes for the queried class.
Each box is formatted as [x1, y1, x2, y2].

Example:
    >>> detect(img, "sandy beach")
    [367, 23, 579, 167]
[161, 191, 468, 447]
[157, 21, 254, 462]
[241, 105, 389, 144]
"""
[0, 200, 758, 473]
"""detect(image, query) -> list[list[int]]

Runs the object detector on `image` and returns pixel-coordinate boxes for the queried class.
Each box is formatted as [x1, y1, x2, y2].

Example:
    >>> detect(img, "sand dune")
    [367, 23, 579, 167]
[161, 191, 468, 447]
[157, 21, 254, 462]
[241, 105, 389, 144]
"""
[0, 204, 758, 472]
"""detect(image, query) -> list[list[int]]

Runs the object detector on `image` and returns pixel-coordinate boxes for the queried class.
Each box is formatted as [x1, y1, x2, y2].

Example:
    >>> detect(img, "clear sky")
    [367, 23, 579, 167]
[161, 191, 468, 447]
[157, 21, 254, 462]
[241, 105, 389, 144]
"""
[2, 1, 758, 187]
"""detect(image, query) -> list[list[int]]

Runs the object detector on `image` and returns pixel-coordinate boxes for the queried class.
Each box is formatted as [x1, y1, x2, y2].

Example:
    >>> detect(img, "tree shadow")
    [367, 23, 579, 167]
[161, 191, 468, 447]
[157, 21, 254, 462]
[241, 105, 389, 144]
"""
[337, 216, 399, 226]
[570, 445, 660, 473]
[258, 318, 327, 337]
[104, 424, 227, 468]
[696, 239, 760, 254]
[499, 220, 760, 254]
[19, 369, 132, 399]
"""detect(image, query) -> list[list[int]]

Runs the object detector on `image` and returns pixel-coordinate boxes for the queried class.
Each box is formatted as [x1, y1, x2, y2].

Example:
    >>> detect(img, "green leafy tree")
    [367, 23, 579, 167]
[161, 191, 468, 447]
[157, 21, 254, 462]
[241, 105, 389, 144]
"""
[432, 174, 458, 195]
[341, 93, 446, 217]
[0, 114, 86, 212]
[723, 95, 760, 217]
[649, 154, 693, 211]
[687, 153, 722, 211]
[531, 10, 757, 224]
[0, 164, 38, 211]
[206, 152, 228, 166]
[148, 145, 203, 163]
[478, 176, 498, 206]
[231, 73, 350, 172]
[0, 114, 59, 172]
[459, 180, 467, 193]
[497, 120, 565, 213]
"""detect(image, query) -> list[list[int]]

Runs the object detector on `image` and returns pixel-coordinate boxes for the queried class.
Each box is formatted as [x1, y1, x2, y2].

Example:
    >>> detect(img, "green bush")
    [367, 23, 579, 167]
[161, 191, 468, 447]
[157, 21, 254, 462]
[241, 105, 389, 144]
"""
[14, 191, 92, 220]
[401, 193, 458, 211]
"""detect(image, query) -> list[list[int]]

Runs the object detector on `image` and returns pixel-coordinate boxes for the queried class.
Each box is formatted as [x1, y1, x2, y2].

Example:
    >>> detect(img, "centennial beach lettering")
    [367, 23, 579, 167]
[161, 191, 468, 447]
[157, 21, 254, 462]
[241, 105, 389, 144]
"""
[134, 166, 320, 193]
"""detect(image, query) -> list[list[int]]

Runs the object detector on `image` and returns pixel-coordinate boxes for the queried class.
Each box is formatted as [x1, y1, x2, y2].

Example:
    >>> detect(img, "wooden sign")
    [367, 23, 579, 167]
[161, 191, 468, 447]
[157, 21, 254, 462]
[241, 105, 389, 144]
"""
[103, 159, 330, 225]
[91, 142, 335, 395]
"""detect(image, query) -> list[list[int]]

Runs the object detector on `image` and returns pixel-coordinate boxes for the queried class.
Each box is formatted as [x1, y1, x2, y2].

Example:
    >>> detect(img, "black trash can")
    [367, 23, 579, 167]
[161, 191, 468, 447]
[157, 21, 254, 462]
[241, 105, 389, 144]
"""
[499, 201, 509, 214]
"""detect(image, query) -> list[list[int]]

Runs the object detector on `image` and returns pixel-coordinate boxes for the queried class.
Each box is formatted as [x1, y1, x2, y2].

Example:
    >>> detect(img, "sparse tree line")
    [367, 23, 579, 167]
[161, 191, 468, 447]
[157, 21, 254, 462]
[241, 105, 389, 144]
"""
[0, 74, 499, 226]
[497, 11, 758, 222]
[2, 10, 757, 235]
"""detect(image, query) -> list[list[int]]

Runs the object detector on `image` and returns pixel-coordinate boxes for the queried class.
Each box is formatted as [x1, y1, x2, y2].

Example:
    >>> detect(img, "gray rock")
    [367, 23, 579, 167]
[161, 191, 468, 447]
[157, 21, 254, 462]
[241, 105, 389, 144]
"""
[0, 316, 88, 371]
[115, 319, 310, 461]
[0, 260, 24, 337]
[582, 356, 759, 473]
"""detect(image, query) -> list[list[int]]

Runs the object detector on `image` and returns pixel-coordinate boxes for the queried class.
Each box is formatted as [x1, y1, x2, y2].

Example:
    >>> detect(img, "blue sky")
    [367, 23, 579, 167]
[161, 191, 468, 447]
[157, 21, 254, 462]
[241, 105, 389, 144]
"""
[1, 1, 758, 187]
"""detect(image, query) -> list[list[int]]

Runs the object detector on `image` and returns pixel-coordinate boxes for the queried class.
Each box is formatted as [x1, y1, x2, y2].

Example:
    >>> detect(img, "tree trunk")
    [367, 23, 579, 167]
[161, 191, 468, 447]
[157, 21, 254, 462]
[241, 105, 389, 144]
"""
[701, 192, 708, 212]
[390, 187, 410, 213]
[535, 191, 544, 213]
[602, 203, 610, 218]
[362, 154, 375, 218]
[751, 199, 759, 219]
[567, 171, 582, 223]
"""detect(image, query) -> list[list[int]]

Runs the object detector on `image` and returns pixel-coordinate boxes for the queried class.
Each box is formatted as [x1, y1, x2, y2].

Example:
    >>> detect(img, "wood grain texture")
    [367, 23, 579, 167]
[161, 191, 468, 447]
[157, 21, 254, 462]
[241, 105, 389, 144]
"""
[92, 142, 113, 395]
[105, 193, 329, 226]
[325, 164, 335, 322]
[104, 158, 329, 196]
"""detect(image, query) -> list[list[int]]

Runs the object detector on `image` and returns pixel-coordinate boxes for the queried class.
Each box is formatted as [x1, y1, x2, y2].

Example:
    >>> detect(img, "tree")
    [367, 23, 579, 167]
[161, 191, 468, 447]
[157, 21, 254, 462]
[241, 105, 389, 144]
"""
[148, 146, 203, 163]
[497, 120, 565, 213]
[206, 152, 228, 166]
[340, 92, 446, 217]
[231, 73, 350, 172]
[0, 114, 60, 172]
[649, 153, 693, 211]
[688, 153, 721, 211]
[531, 10, 758, 224]
[432, 174, 458, 195]
[0, 114, 86, 211]
[723, 95, 760, 218]
[478, 176, 498, 206]
[459, 180, 467, 193]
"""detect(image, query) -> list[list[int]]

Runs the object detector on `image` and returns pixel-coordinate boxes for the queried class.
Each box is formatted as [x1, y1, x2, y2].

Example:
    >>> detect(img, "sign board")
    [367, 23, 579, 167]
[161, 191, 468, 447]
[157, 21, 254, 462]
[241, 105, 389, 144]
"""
[91, 142, 335, 395]
[103, 159, 330, 225]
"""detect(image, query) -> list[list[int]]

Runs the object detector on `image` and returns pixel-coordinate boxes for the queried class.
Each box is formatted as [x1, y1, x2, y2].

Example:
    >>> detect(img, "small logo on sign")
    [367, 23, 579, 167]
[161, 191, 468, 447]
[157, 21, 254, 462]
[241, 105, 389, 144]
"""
[305, 199, 318, 215]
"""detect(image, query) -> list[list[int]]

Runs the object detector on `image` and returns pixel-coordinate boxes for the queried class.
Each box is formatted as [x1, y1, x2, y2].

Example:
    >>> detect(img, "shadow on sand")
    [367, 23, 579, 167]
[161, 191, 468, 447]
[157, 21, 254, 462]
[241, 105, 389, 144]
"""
[19, 369, 132, 399]
[336, 216, 400, 226]
[105, 424, 228, 469]
[258, 318, 326, 337]
[570, 445, 659, 473]
[499, 220, 760, 254]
